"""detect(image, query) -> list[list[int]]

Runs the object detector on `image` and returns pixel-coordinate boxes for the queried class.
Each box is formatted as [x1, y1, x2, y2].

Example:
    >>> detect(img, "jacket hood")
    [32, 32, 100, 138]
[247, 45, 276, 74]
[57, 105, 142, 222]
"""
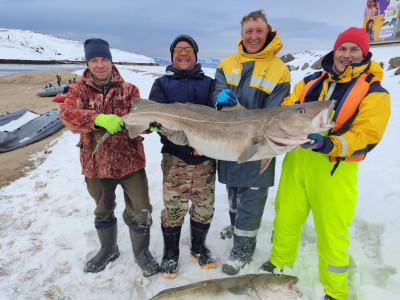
[237, 25, 283, 61]
[321, 51, 384, 82]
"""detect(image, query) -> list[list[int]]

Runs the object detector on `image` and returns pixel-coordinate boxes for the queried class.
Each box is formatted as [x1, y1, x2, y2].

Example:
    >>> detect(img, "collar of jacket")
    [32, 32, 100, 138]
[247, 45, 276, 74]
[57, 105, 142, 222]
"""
[165, 63, 204, 79]
[236, 25, 283, 62]
[321, 51, 384, 83]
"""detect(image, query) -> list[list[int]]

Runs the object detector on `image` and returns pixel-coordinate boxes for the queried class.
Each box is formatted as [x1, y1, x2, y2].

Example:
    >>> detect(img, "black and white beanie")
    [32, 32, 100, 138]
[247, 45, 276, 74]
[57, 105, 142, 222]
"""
[169, 34, 198, 62]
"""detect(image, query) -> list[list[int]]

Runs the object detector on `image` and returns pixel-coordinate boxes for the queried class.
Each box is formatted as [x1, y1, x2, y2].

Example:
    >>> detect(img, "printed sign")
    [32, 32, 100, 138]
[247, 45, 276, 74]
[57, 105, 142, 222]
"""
[363, 0, 400, 44]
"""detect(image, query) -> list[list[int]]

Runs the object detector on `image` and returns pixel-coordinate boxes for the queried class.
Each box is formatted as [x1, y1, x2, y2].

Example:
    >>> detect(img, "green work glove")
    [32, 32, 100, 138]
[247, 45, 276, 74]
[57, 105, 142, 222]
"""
[94, 114, 124, 134]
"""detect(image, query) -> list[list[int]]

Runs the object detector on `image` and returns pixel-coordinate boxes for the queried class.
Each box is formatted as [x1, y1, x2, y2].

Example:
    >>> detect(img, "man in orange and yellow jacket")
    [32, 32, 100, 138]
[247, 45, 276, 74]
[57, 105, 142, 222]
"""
[261, 27, 390, 300]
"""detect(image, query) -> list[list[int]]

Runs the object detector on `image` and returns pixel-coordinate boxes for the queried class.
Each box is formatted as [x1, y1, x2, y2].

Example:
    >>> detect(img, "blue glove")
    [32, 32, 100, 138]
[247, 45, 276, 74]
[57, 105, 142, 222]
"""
[216, 89, 237, 110]
[301, 134, 325, 149]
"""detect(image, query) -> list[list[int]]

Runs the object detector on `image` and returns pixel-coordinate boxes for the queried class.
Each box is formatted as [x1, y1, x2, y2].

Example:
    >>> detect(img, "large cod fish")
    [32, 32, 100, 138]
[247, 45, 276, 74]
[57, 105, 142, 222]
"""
[149, 273, 303, 299]
[95, 99, 334, 170]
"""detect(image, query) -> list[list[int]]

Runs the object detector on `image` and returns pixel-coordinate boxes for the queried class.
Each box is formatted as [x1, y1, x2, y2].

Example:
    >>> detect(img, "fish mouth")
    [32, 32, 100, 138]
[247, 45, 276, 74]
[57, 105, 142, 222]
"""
[270, 139, 288, 147]
[289, 279, 303, 296]
[312, 102, 335, 130]
[268, 136, 310, 147]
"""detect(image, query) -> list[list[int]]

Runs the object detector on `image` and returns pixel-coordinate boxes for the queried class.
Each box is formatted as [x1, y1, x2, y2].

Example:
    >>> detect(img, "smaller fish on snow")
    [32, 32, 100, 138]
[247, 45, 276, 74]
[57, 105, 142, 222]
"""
[149, 273, 303, 299]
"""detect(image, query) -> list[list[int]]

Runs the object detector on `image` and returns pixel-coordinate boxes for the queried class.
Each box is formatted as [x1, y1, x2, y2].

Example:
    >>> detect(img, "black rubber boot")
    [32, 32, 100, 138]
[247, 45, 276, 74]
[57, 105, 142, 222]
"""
[221, 255, 249, 275]
[220, 211, 236, 239]
[190, 219, 216, 269]
[221, 236, 256, 275]
[160, 225, 181, 278]
[129, 228, 160, 277]
[260, 260, 282, 273]
[84, 222, 120, 273]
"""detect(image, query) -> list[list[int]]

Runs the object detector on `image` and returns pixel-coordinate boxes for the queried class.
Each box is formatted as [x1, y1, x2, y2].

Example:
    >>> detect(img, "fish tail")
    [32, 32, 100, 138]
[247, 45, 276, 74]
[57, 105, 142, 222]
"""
[93, 129, 110, 153]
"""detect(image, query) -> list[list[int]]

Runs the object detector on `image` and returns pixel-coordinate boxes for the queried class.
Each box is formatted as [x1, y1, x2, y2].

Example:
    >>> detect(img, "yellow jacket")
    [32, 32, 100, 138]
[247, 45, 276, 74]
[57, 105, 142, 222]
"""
[214, 25, 290, 110]
[212, 25, 290, 187]
[282, 51, 391, 160]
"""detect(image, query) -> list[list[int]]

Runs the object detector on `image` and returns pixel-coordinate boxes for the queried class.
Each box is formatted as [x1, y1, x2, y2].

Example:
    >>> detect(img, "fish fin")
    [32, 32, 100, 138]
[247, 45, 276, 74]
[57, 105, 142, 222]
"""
[94, 129, 110, 153]
[132, 98, 156, 110]
[126, 124, 148, 139]
[94, 124, 146, 153]
[160, 127, 189, 146]
[227, 287, 252, 295]
[220, 102, 246, 112]
[259, 158, 272, 174]
[237, 138, 263, 163]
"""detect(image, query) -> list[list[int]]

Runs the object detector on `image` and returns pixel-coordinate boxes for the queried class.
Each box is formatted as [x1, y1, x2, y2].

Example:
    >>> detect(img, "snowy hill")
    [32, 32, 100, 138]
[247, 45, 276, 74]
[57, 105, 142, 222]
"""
[0, 28, 155, 65]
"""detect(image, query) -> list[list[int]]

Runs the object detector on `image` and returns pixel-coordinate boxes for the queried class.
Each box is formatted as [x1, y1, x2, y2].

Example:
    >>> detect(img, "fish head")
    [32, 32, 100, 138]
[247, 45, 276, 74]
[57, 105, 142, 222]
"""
[252, 274, 303, 299]
[264, 100, 335, 147]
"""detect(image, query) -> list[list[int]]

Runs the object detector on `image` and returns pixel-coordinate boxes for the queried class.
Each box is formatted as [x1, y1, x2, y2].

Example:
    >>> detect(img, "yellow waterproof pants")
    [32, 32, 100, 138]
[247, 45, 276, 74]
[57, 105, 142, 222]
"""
[270, 148, 358, 300]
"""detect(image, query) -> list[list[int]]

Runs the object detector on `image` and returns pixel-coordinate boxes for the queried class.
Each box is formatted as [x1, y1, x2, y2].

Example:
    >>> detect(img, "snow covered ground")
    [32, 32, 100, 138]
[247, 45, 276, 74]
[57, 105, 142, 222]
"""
[0, 41, 399, 299]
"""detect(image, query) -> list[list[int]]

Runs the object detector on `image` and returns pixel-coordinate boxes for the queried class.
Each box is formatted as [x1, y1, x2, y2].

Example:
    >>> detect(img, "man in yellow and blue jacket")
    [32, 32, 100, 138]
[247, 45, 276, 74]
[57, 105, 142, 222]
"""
[261, 27, 391, 300]
[212, 9, 290, 275]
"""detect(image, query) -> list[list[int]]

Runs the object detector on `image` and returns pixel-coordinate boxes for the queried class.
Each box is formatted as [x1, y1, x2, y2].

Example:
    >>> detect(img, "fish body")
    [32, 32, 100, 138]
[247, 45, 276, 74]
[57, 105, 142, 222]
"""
[96, 99, 334, 164]
[149, 273, 302, 299]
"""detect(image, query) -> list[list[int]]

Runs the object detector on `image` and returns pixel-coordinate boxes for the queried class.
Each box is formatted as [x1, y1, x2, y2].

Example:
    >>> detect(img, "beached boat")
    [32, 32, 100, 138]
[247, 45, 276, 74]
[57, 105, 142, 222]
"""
[52, 93, 67, 103]
[37, 83, 69, 97]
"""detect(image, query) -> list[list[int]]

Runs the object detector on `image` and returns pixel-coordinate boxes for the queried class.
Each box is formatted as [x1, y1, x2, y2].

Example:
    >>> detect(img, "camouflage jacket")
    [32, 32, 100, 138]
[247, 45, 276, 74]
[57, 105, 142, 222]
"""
[60, 66, 146, 178]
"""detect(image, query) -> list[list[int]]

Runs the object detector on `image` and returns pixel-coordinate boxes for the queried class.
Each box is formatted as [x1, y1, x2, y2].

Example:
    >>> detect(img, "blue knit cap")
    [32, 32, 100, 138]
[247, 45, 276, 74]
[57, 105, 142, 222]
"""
[84, 38, 112, 62]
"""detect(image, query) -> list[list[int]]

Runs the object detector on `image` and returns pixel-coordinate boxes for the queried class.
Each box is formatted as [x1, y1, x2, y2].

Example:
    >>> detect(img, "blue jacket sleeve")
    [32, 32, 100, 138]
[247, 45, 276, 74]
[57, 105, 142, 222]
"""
[149, 78, 168, 103]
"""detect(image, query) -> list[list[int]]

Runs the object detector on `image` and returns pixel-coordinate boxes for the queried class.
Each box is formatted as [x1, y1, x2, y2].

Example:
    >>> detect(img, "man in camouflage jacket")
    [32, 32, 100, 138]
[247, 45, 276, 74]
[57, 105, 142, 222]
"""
[60, 38, 159, 277]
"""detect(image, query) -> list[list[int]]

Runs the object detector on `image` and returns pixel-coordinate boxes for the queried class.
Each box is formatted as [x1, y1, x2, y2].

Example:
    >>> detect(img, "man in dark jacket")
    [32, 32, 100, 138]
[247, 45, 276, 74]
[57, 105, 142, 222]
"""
[60, 38, 159, 277]
[149, 34, 216, 278]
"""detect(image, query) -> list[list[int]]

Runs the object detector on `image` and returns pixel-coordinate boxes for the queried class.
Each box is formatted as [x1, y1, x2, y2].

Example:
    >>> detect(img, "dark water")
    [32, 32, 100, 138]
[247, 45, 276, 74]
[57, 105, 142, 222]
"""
[0, 64, 87, 77]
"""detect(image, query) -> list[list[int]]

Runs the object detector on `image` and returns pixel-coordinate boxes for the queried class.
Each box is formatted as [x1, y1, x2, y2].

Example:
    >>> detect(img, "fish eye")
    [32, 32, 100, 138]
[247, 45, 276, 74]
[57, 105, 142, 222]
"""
[296, 108, 306, 114]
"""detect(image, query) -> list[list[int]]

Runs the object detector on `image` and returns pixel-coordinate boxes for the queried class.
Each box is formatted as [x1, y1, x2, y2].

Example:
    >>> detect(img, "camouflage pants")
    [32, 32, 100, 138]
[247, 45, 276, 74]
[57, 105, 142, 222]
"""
[160, 153, 216, 227]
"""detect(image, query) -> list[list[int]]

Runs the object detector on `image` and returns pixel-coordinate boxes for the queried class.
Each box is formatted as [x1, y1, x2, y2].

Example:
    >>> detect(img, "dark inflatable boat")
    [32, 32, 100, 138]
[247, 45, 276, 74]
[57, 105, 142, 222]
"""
[0, 108, 64, 152]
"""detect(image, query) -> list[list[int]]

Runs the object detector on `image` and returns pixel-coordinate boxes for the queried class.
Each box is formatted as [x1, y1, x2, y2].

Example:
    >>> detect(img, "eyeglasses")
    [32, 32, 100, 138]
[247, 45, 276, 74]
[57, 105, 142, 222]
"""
[173, 47, 195, 54]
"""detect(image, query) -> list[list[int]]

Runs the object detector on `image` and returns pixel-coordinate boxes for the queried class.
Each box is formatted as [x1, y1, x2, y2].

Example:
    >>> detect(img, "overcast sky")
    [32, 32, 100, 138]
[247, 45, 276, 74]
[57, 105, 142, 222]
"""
[0, 0, 368, 59]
